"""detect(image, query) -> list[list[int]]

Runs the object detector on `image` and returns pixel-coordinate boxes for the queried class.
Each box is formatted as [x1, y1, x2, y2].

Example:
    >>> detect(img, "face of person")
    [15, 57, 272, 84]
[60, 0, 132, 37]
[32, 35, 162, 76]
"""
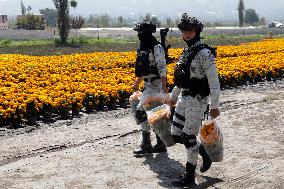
[182, 30, 197, 41]
[137, 31, 152, 42]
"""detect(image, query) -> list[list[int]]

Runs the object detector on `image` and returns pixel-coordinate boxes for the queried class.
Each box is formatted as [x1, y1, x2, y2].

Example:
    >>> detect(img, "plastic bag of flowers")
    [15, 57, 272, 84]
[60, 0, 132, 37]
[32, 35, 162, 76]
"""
[140, 92, 167, 112]
[199, 119, 224, 162]
[147, 104, 176, 147]
[129, 91, 142, 124]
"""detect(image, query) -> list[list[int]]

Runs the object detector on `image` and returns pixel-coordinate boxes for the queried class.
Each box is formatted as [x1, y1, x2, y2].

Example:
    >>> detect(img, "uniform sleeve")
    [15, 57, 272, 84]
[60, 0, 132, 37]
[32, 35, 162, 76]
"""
[170, 86, 181, 102]
[154, 45, 167, 77]
[200, 49, 220, 109]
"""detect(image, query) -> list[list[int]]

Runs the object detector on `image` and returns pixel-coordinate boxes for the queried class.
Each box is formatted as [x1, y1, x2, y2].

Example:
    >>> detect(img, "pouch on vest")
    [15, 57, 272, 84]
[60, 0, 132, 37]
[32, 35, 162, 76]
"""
[135, 49, 160, 78]
[173, 44, 216, 94]
[135, 51, 150, 77]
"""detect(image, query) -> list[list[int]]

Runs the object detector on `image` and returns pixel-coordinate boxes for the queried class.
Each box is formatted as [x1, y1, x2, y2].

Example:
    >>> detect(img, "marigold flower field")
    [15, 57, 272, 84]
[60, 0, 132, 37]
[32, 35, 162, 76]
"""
[0, 39, 283, 125]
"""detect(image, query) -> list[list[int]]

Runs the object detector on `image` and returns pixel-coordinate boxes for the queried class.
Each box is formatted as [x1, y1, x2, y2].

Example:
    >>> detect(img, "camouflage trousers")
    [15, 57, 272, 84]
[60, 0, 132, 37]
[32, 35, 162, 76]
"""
[171, 94, 208, 165]
[135, 80, 163, 132]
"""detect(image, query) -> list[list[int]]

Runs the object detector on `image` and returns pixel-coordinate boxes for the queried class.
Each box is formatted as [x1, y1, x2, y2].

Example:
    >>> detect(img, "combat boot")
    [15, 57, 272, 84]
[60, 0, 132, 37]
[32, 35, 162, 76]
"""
[199, 144, 212, 173]
[133, 131, 153, 155]
[152, 134, 167, 153]
[172, 162, 197, 187]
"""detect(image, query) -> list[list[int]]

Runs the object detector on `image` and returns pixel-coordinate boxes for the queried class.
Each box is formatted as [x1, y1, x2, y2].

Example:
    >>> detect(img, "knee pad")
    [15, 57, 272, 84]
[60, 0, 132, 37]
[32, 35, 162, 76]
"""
[135, 110, 147, 124]
[180, 133, 197, 149]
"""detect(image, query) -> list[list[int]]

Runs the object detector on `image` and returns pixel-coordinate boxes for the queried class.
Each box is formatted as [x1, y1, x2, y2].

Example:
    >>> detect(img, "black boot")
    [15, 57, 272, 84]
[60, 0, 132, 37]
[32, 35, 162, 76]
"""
[199, 144, 212, 173]
[133, 131, 153, 155]
[152, 134, 167, 153]
[172, 162, 197, 187]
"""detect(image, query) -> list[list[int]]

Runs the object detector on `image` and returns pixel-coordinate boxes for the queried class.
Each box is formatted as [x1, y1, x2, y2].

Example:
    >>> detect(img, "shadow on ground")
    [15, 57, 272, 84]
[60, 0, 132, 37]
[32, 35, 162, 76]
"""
[142, 153, 223, 189]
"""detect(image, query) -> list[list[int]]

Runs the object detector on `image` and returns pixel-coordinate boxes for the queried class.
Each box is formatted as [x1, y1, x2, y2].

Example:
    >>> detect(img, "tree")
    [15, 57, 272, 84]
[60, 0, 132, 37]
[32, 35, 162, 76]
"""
[27, 6, 32, 14]
[53, 0, 77, 44]
[237, 0, 245, 27]
[21, 0, 26, 15]
[166, 17, 171, 27]
[118, 16, 123, 27]
[259, 17, 266, 25]
[39, 8, 57, 27]
[70, 0, 77, 8]
[71, 15, 85, 29]
[150, 16, 161, 27]
[16, 14, 45, 30]
[244, 9, 259, 25]
[96, 14, 111, 27]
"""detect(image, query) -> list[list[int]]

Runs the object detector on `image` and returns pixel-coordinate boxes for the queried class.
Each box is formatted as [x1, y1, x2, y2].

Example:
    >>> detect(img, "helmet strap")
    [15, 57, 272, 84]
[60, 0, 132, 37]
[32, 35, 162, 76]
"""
[183, 35, 201, 47]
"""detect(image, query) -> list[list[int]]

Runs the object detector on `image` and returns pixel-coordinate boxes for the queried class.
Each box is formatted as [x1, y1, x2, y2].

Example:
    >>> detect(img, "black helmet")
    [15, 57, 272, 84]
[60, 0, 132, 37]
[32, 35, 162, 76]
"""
[133, 19, 156, 33]
[177, 13, 203, 33]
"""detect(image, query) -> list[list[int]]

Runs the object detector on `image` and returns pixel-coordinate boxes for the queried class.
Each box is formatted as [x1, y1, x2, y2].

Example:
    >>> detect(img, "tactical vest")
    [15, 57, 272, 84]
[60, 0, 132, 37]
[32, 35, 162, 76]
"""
[135, 48, 160, 78]
[174, 44, 217, 97]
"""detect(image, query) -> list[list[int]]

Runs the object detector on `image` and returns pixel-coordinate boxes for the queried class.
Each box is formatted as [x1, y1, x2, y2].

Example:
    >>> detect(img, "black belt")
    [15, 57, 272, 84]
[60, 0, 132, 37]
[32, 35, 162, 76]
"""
[181, 90, 208, 98]
[144, 76, 160, 82]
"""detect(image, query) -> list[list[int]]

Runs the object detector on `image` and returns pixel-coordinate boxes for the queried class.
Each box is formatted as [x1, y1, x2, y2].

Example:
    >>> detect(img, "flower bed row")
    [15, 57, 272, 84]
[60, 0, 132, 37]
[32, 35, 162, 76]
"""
[0, 39, 284, 127]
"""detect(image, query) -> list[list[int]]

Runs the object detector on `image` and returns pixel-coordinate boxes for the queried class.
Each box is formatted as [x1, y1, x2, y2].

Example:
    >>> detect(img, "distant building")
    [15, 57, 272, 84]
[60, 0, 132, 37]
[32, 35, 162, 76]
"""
[0, 15, 8, 30]
[267, 21, 283, 28]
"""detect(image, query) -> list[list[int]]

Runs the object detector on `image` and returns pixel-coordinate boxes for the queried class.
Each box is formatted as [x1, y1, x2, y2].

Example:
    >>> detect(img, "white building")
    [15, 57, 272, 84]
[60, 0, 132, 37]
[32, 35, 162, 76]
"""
[0, 15, 8, 30]
[267, 21, 283, 28]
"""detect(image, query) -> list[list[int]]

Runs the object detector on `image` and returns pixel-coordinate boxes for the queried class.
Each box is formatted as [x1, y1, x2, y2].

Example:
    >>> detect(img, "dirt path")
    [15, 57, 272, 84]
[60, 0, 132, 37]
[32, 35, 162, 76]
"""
[0, 80, 283, 189]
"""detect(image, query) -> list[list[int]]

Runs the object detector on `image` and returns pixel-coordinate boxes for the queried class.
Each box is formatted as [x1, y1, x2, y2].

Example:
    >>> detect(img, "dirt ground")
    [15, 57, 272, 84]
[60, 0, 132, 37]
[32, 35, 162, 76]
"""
[0, 80, 283, 189]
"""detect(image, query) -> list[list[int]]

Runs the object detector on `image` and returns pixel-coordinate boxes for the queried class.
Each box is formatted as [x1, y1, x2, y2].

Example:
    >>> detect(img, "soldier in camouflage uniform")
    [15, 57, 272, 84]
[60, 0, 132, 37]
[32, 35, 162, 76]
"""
[168, 13, 221, 187]
[132, 20, 168, 155]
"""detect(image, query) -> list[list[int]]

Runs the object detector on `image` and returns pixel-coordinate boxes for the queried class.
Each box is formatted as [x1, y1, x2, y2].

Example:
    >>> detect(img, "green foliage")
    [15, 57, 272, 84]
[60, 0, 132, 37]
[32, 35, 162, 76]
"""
[68, 36, 88, 46]
[244, 9, 260, 25]
[16, 14, 45, 30]
[0, 39, 12, 47]
[39, 8, 58, 27]
[53, 0, 71, 44]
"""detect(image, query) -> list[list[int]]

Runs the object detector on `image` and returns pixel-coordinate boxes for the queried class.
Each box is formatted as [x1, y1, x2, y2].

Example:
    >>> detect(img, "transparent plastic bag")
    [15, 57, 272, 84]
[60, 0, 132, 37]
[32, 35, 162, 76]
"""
[147, 104, 176, 147]
[199, 119, 224, 162]
[140, 92, 168, 111]
[129, 91, 142, 124]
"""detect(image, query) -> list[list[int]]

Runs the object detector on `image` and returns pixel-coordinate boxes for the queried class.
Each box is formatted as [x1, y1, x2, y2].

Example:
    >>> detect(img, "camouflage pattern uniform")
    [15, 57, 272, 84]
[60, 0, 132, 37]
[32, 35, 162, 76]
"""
[132, 20, 168, 155]
[136, 44, 167, 131]
[170, 40, 220, 165]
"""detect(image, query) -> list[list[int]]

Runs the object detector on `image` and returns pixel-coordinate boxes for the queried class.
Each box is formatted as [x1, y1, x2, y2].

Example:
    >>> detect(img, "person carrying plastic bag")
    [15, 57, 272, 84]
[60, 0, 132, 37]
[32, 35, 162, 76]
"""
[167, 13, 221, 187]
[131, 20, 168, 155]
